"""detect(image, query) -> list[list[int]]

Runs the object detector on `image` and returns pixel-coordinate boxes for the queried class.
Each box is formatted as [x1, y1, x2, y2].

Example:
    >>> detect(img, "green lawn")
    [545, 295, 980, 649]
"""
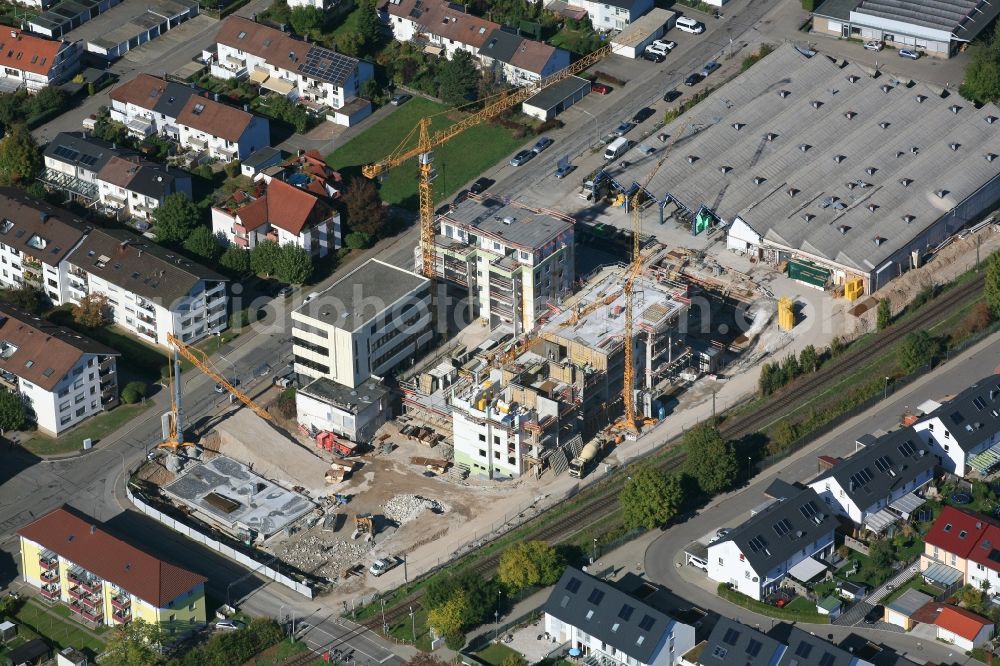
[21, 401, 153, 456]
[385, 606, 433, 651]
[477, 642, 523, 666]
[14, 598, 107, 653]
[247, 638, 326, 665]
[716, 584, 829, 624]
[330, 4, 365, 39]
[548, 27, 602, 56]
[326, 96, 527, 207]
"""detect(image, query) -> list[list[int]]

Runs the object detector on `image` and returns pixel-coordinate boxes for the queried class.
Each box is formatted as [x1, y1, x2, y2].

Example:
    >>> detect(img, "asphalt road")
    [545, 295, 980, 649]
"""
[643, 333, 1000, 666]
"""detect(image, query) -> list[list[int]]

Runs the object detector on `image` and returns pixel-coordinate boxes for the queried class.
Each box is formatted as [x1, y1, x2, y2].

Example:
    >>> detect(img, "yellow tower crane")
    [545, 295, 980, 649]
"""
[618, 120, 690, 435]
[361, 36, 642, 280]
[159, 333, 273, 449]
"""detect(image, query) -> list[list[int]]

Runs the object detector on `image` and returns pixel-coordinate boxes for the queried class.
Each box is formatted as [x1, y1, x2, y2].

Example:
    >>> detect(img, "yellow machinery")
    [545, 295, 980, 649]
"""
[361, 36, 643, 281]
[844, 277, 864, 301]
[778, 297, 795, 331]
[159, 333, 273, 449]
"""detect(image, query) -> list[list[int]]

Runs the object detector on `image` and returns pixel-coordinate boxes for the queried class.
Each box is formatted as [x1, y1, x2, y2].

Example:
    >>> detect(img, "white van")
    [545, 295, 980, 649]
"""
[676, 17, 704, 34]
[604, 137, 629, 161]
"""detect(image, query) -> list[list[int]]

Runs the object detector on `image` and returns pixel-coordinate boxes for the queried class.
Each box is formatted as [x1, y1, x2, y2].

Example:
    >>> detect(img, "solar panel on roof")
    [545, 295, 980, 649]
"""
[874, 455, 892, 474]
[748, 535, 768, 552]
[795, 642, 812, 658]
[618, 604, 634, 621]
[799, 501, 818, 518]
[566, 577, 581, 593]
[79, 155, 98, 166]
[773, 518, 792, 536]
[818, 653, 836, 666]
[897, 440, 916, 457]
[53, 145, 79, 161]
[974, 396, 988, 411]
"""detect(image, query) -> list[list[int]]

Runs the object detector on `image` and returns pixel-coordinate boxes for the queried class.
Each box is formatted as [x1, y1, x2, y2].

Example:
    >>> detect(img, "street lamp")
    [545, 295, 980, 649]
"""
[218, 352, 238, 385]
[409, 605, 415, 643]
[747, 456, 752, 482]
[591, 537, 598, 565]
[883, 376, 891, 400]
[578, 108, 600, 148]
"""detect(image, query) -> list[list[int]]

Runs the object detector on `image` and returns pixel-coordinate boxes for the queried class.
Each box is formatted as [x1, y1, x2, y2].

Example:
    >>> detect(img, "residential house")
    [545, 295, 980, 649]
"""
[920, 506, 993, 587]
[0, 303, 119, 435]
[911, 374, 1000, 474]
[0, 188, 89, 305]
[110, 73, 270, 161]
[287, 0, 333, 8]
[0, 28, 79, 93]
[95, 155, 192, 223]
[707, 487, 837, 601]
[935, 606, 994, 650]
[965, 521, 1000, 592]
[807, 427, 936, 532]
[210, 17, 374, 126]
[479, 28, 569, 85]
[381, 0, 497, 59]
[211, 177, 338, 257]
[573, 0, 654, 31]
[42, 132, 120, 201]
[64, 228, 228, 346]
[292, 258, 433, 387]
[296, 376, 390, 445]
[777, 627, 873, 666]
[241, 146, 287, 177]
[543, 567, 695, 666]
[681, 616, 785, 665]
[18, 506, 207, 633]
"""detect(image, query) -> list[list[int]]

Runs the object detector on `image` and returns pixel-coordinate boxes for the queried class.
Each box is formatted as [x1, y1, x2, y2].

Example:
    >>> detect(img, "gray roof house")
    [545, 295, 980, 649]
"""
[692, 617, 785, 665]
[911, 374, 1000, 475]
[707, 488, 837, 601]
[543, 567, 695, 666]
[776, 626, 873, 666]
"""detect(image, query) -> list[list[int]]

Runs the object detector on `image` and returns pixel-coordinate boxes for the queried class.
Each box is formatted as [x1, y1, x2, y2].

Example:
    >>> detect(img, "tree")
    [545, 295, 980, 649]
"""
[497, 541, 565, 592]
[342, 177, 387, 237]
[619, 464, 682, 530]
[121, 381, 147, 404]
[683, 425, 738, 494]
[960, 41, 1000, 104]
[346, 231, 374, 249]
[101, 618, 165, 666]
[427, 589, 468, 636]
[220, 246, 251, 275]
[72, 293, 111, 328]
[183, 226, 220, 261]
[250, 239, 282, 276]
[0, 390, 28, 435]
[361, 78, 382, 102]
[868, 538, 893, 573]
[897, 330, 938, 374]
[438, 50, 480, 105]
[0, 124, 41, 184]
[402, 656, 451, 666]
[0, 285, 47, 313]
[152, 193, 200, 244]
[336, 30, 365, 57]
[275, 244, 313, 285]
[799, 345, 819, 373]
[987, 250, 1000, 321]
[876, 298, 892, 331]
[289, 6, 323, 36]
[501, 655, 528, 666]
[357, 0, 383, 50]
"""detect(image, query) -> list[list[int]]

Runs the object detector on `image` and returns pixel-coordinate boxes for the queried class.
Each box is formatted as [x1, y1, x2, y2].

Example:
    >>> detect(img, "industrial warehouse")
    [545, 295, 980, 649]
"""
[611, 43, 1000, 295]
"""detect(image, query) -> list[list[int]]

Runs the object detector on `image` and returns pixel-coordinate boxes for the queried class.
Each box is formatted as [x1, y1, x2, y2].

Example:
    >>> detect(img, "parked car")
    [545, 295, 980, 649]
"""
[510, 150, 535, 166]
[684, 72, 704, 86]
[591, 82, 611, 94]
[642, 49, 665, 63]
[369, 556, 403, 577]
[554, 163, 576, 179]
[274, 376, 293, 388]
[651, 39, 676, 52]
[390, 93, 411, 105]
[216, 620, 245, 631]
[278, 286, 294, 297]
[532, 136, 554, 153]
[469, 177, 493, 194]
[663, 89, 682, 103]
[863, 605, 884, 624]
[701, 61, 721, 77]
[898, 48, 921, 59]
[864, 40, 883, 51]
[632, 107, 655, 124]
[612, 121, 635, 137]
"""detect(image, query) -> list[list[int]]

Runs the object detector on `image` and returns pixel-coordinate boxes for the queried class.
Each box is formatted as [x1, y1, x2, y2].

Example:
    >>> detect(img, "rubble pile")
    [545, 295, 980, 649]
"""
[272, 530, 371, 578]
[382, 494, 445, 524]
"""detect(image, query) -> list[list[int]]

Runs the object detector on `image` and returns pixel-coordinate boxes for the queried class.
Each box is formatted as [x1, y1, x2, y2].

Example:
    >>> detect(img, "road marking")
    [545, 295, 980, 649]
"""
[301, 620, 395, 663]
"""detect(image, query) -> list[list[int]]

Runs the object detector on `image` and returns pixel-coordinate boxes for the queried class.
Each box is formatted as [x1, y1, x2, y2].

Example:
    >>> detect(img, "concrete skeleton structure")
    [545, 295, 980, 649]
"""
[0, 27, 80, 93]
[0, 303, 119, 435]
[430, 196, 576, 334]
[292, 258, 433, 388]
[812, 0, 1000, 58]
[610, 44, 1000, 296]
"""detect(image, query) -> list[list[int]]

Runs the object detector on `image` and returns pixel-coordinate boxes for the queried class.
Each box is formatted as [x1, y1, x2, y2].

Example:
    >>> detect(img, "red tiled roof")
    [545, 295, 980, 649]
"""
[966, 523, 1000, 572]
[0, 29, 64, 77]
[264, 178, 329, 235]
[18, 506, 206, 608]
[236, 197, 268, 231]
[176, 95, 254, 143]
[109, 73, 168, 108]
[383, 0, 498, 49]
[935, 605, 993, 641]
[509, 39, 557, 75]
[924, 506, 994, 559]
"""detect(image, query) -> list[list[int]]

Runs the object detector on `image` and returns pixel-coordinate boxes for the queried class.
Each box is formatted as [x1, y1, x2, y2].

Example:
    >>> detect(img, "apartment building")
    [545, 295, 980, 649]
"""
[807, 427, 936, 531]
[64, 228, 228, 346]
[212, 169, 340, 257]
[707, 487, 837, 601]
[0, 304, 119, 435]
[0, 28, 79, 92]
[574, 0, 654, 31]
[478, 29, 569, 85]
[911, 374, 1000, 475]
[18, 506, 207, 633]
[0, 188, 90, 305]
[210, 17, 374, 126]
[544, 567, 695, 666]
[430, 197, 575, 334]
[292, 258, 432, 387]
[110, 73, 270, 161]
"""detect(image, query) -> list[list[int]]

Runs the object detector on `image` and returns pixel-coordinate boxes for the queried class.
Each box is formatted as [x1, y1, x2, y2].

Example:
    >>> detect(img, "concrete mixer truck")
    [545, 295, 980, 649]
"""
[569, 439, 607, 479]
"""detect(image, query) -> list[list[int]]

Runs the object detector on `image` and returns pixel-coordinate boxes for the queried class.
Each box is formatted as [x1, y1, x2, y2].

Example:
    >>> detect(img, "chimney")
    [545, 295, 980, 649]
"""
[90, 525, 96, 534]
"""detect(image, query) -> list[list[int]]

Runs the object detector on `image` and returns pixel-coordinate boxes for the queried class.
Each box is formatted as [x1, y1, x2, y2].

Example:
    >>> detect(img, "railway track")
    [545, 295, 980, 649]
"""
[360, 274, 986, 635]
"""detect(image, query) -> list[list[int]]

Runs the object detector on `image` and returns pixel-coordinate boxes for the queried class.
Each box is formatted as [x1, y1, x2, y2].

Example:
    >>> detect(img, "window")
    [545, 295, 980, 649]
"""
[945, 430, 951, 439]
[493, 435, 500, 445]
[479, 449, 486, 457]
[587, 589, 604, 604]
[494, 451, 500, 460]
[479, 433, 486, 441]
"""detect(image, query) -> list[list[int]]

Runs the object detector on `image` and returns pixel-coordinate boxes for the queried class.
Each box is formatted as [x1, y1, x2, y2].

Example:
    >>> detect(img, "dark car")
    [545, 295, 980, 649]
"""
[469, 177, 493, 195]
[554, 163, 575, 179]
[632, 107, 655, 124]
[612, 121, 635, 137]
[863, 605, 884, 624]
[591, 82, 611, 94]
[390, 93, 412, 105]
[663, 89, 682, 103]
[278, 286, 294, 297]
[510, 150, 535, 166]
[684, 72, 704, 86]
[701, 61, 721, 77]
[532, 137, 554, 153]
[642, 50, 665, 63]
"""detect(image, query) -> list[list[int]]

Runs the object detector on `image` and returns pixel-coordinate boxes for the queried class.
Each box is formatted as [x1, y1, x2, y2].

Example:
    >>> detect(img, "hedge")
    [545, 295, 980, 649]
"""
[716, 583, 830, 624]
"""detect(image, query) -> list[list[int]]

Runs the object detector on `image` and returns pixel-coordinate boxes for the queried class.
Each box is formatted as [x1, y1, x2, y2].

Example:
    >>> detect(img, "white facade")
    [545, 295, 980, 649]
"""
[808, 468, 934, 525]
[287, 0, 330, 7]
[726, 216, 762, 254]
[0, 237, 76, 306]
[707, 531, 835, 601]
[176, 115, 269, 163]
[574, 0, 654, 31]
[295, 377, 390, 445]
[0, 35, 80, 93]
[912, 415, 1000, 474]
[543, 613, 694, 666]
[937, 620, 993, 651]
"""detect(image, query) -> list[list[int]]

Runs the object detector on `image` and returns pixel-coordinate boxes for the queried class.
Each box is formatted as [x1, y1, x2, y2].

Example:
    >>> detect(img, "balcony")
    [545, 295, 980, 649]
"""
[40, 569, 60, 584]
[137, 299, 156, 314]
[137, 311, 156, 326]
[136, 326, 156, 341]
[69, 601, 103, 623]
[67, 571, 100, 594]
[39, 585, 60, 600]
[111, 595, 131, 611]
[112, 608, 131, 623]
[39, 553, 58, 571]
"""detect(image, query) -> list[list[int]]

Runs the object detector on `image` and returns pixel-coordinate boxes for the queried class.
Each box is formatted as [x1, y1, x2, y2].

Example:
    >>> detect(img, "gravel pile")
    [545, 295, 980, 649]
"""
[382, 494, 444, 524]
[272, 529, 372, 578]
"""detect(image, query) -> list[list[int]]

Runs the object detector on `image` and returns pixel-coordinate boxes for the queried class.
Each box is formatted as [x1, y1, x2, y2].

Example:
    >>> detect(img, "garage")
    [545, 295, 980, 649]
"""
[522, 76, 591, 121]
[610, 8, 676, 59]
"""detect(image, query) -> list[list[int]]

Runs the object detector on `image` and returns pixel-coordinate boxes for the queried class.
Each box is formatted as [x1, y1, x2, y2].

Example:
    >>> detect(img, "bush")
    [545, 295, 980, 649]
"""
[444, 630, 466, 650]
[801, 0, 816, 10]
[121, 381, 148, 404]
[223, 160, 242, 178]
[346, 231, 374, 249]
[169, 618, 283, 666]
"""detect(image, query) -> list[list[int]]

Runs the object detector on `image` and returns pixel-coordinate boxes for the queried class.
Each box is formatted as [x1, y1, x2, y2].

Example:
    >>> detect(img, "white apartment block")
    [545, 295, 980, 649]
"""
[0, 28, 80, 93]
[65, 228, 228, 346]
[0, 304, 119, 435]
[381, 0, 496, 59]
[431, 197, 575, 333]
[292, 259, 432, 388]
[911, 374, 1000, 475]
[575, 0, 654, 30]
